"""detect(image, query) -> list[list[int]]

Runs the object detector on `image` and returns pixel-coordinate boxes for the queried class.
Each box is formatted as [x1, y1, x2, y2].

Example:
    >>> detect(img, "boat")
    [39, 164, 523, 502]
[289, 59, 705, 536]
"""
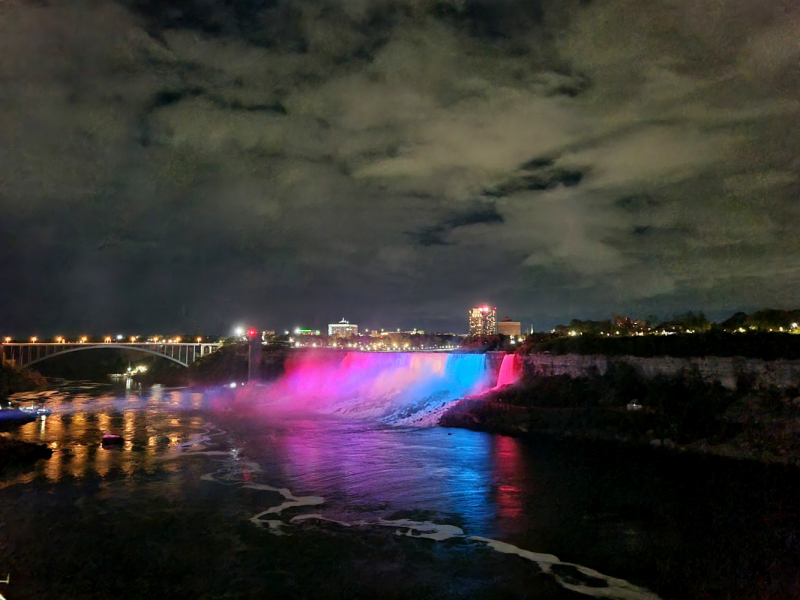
[18, 402, 51, 417]
[0, 402, 36, 426]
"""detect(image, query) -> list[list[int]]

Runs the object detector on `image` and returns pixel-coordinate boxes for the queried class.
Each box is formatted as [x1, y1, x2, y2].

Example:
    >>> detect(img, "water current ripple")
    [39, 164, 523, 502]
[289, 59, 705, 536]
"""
[170, 423, 660, 600]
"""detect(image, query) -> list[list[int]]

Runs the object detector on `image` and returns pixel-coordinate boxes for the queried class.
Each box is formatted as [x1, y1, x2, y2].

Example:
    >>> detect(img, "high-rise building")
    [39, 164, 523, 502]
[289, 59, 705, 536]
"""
[498, 317, 521, 337]
[328, 319, 359, 338]
[469, 306, 497, 336]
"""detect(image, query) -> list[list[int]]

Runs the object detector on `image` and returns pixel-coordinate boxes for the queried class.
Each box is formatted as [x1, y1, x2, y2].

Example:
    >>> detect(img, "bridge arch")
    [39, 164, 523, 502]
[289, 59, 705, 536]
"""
[24, 344, 191, 368]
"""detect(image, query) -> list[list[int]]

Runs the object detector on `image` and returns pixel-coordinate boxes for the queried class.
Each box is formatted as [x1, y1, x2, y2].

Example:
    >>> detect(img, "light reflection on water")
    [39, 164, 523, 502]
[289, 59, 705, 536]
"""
[5, 385, 209, 484]
[3, 385, 532, 539]
[3, 385, 800, 599]
[226, 417, 522, 535]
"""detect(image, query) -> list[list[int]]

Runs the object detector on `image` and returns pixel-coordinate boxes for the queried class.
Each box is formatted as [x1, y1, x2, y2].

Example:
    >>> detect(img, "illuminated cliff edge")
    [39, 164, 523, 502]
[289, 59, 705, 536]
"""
[256, 352, 521, 423]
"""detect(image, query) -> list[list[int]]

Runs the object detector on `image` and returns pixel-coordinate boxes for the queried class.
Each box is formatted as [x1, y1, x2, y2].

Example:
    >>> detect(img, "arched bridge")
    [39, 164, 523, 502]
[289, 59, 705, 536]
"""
[1, 342, 222, 369]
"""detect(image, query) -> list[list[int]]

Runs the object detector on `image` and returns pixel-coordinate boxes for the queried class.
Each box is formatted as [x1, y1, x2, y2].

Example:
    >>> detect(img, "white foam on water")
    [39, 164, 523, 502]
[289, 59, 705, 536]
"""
[244, 483, 325, 527]
[380, 519, 464, 541]
[288, 515, 464, 541]
[281, 518, 659, 597]
[470, 536, 660, 600]
[155, 424, 226, 461]
[168, 423, 661, 600]
[470, 537, 559, 567]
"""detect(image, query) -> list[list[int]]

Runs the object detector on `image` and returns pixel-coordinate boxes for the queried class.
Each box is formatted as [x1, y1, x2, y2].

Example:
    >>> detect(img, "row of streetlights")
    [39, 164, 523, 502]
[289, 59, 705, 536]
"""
[2, 336, 207, 344]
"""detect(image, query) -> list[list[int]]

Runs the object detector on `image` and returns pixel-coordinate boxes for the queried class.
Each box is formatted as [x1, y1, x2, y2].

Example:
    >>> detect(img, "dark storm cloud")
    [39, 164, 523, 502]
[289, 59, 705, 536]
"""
[408, 201, 503, 246]
[1, 0, 800, 335]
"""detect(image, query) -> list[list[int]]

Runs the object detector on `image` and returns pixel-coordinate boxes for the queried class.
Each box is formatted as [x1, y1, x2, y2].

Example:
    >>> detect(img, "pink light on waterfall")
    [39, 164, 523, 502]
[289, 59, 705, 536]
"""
[255, 351, 492, 423]
[494, 354, 521, 388]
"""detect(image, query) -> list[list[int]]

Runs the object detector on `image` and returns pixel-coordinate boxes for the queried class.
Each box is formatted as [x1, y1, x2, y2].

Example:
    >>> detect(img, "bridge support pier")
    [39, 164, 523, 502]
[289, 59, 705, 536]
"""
[248, 336, 261, 382]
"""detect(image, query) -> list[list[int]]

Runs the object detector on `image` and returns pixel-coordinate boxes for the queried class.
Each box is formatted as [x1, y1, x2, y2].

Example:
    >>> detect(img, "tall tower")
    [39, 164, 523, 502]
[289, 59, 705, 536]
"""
[469, 306, 497, 335]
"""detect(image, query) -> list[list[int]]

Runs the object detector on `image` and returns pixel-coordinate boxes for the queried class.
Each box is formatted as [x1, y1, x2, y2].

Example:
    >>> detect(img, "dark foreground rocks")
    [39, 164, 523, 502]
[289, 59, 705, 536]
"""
[0, 436, 52, 471]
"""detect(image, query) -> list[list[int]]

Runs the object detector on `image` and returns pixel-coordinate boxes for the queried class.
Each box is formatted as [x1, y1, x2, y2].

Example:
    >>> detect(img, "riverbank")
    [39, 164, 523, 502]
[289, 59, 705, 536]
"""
[0, 362, 47, 400]
[439, 367, 800, 467]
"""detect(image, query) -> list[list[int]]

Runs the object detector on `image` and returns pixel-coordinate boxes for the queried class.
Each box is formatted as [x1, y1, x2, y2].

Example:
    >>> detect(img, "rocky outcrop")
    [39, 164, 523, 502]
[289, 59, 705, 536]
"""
[0, 436, 52, 471]
[522, 354, 800, 390]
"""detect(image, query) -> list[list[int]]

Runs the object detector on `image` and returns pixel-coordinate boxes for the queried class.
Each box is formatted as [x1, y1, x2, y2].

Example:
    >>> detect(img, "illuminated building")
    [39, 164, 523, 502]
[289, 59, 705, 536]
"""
[293, 328, 321, 336]
[469, 306, 497, 335]
[498, 317, 521, 337]
[328, 319, 358, 338]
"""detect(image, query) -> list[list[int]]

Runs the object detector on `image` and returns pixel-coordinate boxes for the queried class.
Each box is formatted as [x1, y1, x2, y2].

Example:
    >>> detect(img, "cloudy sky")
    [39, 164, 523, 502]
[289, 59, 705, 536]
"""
[1, 0, 798, 335]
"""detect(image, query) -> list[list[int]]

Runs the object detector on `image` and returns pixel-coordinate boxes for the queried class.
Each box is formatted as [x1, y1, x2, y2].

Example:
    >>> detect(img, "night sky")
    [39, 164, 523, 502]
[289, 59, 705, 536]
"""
[1, 0, 798, 335]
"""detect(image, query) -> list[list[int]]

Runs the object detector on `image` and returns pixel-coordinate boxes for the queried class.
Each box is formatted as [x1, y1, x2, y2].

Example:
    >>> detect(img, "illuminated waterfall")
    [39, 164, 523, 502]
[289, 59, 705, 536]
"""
[494, 354, 522, 388]
[257, 352, 493, 423]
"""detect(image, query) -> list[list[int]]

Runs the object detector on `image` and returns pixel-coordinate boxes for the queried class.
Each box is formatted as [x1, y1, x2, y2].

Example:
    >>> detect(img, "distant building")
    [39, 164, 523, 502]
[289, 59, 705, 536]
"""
[497, 318, 521, 337]
[328, 319, 358, 338]
[294, 328, 321, 336]
[469, 306, 497, 336]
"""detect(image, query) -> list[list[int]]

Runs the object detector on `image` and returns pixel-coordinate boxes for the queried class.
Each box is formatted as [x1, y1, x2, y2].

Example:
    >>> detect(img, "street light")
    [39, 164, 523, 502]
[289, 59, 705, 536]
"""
[196, 337, 202, 343]
[3, 337, 10, 343]
[80, 336, 87, 343]
[30, 337, 37, 343]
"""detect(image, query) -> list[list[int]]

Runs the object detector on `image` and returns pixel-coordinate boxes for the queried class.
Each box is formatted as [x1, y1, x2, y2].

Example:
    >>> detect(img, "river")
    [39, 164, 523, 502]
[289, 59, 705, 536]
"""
[0, 383, 798, 599]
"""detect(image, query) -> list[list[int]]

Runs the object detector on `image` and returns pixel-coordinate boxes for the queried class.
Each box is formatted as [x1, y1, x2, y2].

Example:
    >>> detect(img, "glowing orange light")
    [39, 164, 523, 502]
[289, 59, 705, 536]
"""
[196, 337, 202, 343]
[80, 336, 87, 343]
[3, 337, 10, 343]
[31, 336, 37, 343]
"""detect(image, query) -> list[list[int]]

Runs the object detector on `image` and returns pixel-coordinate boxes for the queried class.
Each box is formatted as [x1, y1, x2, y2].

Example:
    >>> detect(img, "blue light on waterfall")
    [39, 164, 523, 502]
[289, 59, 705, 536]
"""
[255, 352, 495, 422]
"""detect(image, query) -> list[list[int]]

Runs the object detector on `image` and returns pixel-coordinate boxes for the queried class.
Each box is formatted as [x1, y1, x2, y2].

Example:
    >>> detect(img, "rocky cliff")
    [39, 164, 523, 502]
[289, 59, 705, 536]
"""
[522, 354, 800, 390]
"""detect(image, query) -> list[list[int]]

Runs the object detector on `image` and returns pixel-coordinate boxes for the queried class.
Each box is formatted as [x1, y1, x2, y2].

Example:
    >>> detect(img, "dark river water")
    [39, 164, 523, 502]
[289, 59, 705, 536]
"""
[1, 384, 799, 599]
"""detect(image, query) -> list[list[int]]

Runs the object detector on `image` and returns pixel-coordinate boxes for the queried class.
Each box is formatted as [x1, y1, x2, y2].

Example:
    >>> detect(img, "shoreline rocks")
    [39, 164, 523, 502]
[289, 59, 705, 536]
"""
[0, 436, 52, 471]
[439, 399, 800, 467]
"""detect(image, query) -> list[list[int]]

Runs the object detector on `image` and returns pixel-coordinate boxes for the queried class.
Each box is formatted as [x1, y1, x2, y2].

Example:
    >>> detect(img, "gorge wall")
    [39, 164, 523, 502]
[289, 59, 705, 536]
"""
[521, 353, 800, 390]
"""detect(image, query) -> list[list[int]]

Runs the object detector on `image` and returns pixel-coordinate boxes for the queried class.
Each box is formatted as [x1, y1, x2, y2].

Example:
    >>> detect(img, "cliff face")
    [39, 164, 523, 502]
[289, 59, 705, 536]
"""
[521, 354, 800, 390]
